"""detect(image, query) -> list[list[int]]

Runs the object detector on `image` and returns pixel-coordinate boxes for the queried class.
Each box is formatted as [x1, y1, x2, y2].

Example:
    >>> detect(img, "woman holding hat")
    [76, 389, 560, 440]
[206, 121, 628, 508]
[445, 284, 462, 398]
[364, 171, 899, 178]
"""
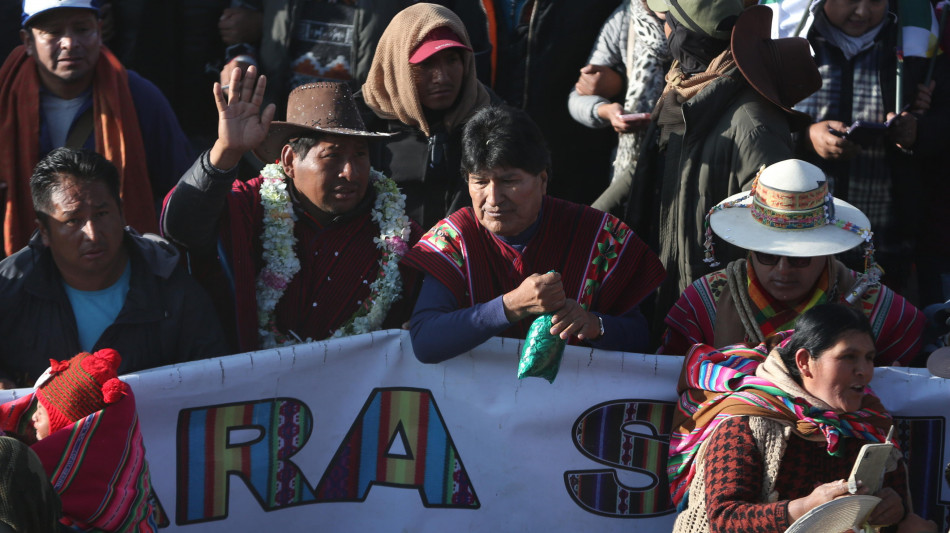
[360, 3, 498, 229]
[1, 349, 158, 531]
[668, 304, 935, 532]
[661, 159, 925, 366]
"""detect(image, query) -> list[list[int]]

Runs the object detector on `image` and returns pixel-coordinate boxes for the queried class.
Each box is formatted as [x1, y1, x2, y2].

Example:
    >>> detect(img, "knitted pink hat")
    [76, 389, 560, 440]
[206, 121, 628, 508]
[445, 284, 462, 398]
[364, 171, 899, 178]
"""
[35, 349, 129, 434]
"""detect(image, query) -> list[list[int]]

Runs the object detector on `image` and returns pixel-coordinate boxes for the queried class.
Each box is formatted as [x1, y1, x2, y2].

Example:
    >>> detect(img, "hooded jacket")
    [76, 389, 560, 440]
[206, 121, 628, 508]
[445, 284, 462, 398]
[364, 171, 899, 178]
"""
[360, 3, 495, 229]
[0, 229, 227, 387]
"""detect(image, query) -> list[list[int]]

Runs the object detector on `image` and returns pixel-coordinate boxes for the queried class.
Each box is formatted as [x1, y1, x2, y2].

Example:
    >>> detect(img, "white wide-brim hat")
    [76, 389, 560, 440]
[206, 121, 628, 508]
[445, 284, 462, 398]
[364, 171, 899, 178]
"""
[708, 159, 871, 258]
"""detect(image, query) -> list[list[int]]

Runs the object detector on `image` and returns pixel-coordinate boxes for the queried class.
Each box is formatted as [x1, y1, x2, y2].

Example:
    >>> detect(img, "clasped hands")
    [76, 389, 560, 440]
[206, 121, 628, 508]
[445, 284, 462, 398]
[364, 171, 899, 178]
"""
[501, 272, 601, 341]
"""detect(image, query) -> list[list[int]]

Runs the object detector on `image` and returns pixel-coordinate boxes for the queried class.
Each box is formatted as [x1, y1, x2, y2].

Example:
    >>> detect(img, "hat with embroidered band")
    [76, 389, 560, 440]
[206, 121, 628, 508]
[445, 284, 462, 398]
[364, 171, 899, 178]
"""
[409, 26, 472, 64]
[254, 81, 392, 164]
[706, 159, 872, 259]
[21, 0, 100, 27]
[731, 5, 822, 125]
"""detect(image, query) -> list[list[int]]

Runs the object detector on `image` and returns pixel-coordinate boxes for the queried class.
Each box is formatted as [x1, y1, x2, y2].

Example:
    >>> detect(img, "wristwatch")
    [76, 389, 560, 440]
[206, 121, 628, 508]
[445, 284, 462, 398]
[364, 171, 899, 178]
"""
[597, 315, 605, 338]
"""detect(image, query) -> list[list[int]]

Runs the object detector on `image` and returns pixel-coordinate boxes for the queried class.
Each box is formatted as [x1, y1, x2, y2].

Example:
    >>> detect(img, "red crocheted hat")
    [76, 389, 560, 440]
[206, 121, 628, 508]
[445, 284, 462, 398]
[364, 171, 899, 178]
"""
[35, 349, 129, 434]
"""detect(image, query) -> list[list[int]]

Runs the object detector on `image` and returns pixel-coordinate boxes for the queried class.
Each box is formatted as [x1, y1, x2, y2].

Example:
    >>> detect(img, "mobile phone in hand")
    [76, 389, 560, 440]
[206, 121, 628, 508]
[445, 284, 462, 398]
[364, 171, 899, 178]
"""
[845, 120, 888, 147]
[618, 113, 650, 122]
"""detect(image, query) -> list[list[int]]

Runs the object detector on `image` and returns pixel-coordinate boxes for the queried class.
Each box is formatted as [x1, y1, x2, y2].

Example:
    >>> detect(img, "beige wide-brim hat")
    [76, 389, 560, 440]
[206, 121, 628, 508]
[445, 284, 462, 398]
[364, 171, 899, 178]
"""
[709, 159, 871, 258]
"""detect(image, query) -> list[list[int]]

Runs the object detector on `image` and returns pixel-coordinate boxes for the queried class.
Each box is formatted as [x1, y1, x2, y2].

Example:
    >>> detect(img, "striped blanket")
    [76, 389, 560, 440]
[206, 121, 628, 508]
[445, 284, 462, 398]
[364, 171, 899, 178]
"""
[1, 390, 158, 532]
[667, 333, 894, 507]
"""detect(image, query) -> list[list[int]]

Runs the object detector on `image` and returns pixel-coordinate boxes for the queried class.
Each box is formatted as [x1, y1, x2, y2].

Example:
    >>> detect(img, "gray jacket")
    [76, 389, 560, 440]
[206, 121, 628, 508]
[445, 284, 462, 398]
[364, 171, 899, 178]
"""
[0, 229, 228, 387]
[625, 69, 795, 337]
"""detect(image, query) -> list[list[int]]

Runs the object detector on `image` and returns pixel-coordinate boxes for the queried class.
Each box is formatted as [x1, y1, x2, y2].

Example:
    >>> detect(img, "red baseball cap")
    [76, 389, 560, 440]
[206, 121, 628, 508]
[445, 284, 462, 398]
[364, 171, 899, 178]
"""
[409, 27, 472, 64]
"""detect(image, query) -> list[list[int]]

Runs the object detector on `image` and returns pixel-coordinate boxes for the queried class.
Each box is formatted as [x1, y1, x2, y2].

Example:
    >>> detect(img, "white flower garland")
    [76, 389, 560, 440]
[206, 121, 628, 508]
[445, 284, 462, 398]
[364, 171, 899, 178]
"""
[255, 163, 411, 348]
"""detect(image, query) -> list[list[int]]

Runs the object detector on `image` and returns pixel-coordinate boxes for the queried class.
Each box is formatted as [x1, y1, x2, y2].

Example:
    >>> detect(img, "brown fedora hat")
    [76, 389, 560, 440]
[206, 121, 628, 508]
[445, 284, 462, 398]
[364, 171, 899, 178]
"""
[731, 5, 822, 128]
[254, 82, 391, 163]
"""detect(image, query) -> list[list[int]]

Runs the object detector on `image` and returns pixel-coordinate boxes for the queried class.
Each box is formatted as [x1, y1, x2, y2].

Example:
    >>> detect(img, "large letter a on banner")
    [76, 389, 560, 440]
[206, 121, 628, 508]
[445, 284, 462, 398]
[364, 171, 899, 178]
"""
[315, 387, 479, 508]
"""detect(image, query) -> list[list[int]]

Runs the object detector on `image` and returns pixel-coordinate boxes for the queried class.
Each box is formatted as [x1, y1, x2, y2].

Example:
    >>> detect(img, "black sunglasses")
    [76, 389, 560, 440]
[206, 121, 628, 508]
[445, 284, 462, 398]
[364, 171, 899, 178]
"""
[753, 252, 812, 268]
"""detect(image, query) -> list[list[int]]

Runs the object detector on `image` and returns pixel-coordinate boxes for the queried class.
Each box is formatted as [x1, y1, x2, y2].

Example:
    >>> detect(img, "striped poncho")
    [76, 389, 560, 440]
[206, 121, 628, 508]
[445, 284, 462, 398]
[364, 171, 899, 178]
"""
[661, 258, 925, 364]
[1, 390, 159, 532]
[403, 196, 666, 341]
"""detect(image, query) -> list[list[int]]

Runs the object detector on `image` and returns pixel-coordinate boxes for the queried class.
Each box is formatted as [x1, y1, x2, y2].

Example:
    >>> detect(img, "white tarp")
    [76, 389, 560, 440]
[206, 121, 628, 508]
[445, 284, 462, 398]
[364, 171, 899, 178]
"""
[4, 330, 949, 531]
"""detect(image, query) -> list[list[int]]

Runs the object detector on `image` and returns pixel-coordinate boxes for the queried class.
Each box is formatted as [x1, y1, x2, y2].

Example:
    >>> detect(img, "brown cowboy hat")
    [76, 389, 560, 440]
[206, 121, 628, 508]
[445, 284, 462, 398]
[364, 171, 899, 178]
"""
[731, 5, 821, 128]
[254, 82, 391, 163]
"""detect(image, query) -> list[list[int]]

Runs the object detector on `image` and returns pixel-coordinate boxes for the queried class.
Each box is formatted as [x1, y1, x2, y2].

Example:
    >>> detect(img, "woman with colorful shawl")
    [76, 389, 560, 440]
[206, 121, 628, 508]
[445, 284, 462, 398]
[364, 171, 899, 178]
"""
[1, 349, 159, 532]
[660, 159, 924, 366]
[667, 304, 929, 533]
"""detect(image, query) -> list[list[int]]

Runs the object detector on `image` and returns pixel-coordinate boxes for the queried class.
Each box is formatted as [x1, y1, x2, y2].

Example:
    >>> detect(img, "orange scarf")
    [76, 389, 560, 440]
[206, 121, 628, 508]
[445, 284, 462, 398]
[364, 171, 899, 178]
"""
[0, 45, 156, 256]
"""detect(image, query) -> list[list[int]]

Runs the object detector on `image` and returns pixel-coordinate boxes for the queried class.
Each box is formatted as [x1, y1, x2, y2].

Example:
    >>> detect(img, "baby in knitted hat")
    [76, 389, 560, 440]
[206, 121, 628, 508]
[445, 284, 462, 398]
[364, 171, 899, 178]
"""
[31, 349, 129, 440]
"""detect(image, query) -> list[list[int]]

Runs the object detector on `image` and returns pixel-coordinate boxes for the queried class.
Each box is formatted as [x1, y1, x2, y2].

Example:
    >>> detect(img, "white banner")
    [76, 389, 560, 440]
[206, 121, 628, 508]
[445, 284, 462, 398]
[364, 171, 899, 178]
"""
[4, 330, 950, 531]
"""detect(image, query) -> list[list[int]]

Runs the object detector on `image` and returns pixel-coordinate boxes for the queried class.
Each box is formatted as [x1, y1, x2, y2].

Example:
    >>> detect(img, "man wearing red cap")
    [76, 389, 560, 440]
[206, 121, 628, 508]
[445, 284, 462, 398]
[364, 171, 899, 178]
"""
[360, 3, 499, 229]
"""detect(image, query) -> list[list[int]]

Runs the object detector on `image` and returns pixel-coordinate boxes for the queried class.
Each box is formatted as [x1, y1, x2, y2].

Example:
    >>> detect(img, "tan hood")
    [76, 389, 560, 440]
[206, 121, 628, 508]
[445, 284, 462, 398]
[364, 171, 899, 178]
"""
[362, 3, 490, 137]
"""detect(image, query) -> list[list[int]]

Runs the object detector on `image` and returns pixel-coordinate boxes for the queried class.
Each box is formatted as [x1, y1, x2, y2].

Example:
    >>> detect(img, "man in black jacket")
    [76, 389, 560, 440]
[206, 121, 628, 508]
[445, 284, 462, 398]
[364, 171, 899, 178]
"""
[0, 148, 227, 388]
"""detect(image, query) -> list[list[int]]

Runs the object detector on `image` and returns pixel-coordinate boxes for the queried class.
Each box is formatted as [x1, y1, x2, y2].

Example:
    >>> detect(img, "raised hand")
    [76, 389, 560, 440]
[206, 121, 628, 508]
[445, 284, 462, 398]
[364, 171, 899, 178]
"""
[209, 64, 276, 170]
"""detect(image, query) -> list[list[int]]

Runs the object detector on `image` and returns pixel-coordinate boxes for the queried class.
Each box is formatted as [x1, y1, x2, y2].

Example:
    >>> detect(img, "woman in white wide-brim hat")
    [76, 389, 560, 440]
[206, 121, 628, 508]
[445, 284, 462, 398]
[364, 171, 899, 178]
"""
[660, 159, 924, 365]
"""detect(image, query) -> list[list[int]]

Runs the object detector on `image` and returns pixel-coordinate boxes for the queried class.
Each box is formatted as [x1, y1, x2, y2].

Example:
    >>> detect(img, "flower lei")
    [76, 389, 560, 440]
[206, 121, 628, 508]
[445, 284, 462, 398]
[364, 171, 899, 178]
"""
[256, 163, 411, 348]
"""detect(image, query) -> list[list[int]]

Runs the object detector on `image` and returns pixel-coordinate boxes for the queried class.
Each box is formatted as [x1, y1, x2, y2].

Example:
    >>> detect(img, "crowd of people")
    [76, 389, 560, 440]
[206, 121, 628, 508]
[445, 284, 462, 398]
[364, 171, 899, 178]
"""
[0, 0, 948, 530]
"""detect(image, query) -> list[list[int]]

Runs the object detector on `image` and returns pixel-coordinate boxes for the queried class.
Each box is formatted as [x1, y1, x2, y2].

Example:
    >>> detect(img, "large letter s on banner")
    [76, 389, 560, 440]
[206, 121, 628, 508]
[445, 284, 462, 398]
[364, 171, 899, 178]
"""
[565, 400, 676, 518]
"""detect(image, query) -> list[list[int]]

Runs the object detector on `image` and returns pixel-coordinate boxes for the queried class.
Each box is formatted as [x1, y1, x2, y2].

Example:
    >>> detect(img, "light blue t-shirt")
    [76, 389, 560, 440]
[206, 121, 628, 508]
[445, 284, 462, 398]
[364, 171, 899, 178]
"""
[63, 262, 132, 352]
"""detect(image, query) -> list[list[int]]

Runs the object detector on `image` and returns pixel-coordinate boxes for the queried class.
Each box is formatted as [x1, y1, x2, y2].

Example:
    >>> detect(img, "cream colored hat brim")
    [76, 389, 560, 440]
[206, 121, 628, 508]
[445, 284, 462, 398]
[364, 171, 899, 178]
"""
[784, 494, 880, 533]
[709, 191, 871, 258]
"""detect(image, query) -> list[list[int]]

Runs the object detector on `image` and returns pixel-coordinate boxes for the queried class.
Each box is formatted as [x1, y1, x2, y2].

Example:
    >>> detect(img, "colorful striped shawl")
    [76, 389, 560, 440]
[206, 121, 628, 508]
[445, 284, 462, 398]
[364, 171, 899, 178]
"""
[662, 259, 925, 364]
[747, 257, 831, 338]
[667, 334, 893, 507]
[402, 196, 666, 340]
[1, 391, 158, 532]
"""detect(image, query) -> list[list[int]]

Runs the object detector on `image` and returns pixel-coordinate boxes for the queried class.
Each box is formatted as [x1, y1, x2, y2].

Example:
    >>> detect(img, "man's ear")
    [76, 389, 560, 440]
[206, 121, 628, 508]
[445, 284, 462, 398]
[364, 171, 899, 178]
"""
[19, 28, 33, 55]
[36, 218, 50, 247]
[279, 145, 295, 179]
[538, 170, 548, 195]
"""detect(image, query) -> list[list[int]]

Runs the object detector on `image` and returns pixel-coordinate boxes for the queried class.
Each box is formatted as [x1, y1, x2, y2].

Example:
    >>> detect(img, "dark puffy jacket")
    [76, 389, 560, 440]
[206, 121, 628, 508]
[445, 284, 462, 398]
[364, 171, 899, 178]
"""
[0, 230, 228, 387]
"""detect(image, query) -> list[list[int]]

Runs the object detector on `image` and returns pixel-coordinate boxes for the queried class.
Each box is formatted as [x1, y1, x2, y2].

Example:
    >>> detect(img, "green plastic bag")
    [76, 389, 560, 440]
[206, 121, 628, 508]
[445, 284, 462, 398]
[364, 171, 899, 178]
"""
[517, 313, 566, 383]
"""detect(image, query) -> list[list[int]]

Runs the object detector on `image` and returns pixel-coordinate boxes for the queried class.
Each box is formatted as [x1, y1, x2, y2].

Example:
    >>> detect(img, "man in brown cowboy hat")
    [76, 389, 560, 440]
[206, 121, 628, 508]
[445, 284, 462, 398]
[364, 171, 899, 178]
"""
[621, 1, 822, 346]
[162, 66, 423, 351]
